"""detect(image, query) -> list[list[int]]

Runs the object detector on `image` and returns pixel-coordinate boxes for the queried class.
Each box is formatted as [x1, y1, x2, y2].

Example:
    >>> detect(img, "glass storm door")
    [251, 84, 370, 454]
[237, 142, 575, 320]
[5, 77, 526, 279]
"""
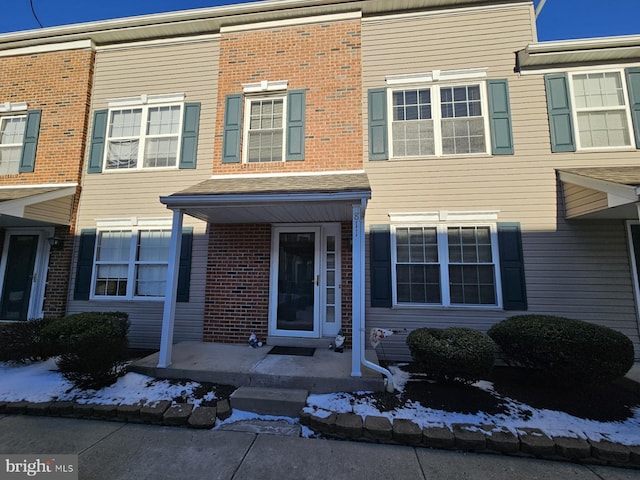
[271, 227, 320, 337]
[0, 235, 39, 321]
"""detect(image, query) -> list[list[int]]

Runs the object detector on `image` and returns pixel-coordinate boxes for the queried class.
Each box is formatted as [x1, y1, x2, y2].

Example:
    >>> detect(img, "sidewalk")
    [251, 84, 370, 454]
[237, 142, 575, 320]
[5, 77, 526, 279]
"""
[1, 415, 638, 480]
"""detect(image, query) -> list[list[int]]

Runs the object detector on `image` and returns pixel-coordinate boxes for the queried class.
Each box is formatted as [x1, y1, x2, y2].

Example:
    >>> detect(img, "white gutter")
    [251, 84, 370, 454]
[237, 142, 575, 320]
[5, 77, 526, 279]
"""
[161, 190, 372, 207]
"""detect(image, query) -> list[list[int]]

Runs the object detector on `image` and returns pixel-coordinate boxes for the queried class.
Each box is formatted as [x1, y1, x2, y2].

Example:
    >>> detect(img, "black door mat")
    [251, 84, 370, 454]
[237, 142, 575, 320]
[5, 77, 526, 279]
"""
[268, 346, 316, 356]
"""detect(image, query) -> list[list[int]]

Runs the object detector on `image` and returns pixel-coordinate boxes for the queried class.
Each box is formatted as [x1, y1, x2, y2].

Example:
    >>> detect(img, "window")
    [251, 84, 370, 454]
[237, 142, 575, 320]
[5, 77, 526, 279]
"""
[390, 83, 488, 158]
[105, 104, 182, 170]
[393, 224, 499, 306]
[570, 71, 633, 149]
[0, 115, 26, 175]
[93, 229, 171, 299]
[245, 96, 285, 163]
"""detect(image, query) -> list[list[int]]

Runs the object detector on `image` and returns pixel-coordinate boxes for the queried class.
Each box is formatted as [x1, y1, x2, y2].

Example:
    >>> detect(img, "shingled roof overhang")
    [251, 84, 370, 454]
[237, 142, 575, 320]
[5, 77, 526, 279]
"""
[160, 171, 371, 223]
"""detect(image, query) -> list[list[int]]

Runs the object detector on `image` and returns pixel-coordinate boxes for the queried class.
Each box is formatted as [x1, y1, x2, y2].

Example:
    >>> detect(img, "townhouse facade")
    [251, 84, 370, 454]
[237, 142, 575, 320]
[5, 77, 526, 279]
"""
[1, 0, 639, 369]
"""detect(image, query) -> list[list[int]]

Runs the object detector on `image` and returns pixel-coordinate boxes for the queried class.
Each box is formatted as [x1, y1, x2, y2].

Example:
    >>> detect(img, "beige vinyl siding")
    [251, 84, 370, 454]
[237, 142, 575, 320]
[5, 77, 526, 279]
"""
[362, 5, 640, 360]
[562, 184, 609, 219]
[24, 196, 73, 225]
[67, 38, 219, 348]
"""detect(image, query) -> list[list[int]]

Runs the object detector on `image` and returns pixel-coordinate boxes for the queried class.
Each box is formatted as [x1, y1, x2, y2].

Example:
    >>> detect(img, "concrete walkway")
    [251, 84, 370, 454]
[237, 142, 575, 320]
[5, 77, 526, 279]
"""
[0, 415, 637, 480]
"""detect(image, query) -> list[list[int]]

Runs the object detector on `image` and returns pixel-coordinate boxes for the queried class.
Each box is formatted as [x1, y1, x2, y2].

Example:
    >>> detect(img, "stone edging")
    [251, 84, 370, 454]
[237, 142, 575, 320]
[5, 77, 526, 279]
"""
[0, 399, 230, 429]
[300, 411, 640, 469]
[2, 399, 639, 469]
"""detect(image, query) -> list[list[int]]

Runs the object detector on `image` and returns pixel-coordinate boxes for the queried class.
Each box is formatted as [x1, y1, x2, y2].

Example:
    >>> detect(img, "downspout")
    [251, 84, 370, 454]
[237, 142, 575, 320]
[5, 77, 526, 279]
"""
[354, 199, 395, 392]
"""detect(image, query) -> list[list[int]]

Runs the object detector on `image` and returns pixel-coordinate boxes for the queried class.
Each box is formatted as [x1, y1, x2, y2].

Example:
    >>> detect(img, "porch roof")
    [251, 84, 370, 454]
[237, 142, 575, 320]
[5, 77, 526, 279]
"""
[557, 167, 640, 219]
[0, 184, 77, 226]
[160, 171, 371, 224]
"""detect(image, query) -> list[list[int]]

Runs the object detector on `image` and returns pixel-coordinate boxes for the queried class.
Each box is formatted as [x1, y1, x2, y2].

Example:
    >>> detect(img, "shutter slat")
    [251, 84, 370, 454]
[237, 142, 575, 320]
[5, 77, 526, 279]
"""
[286, 89, 306, 161]
[368, 88, 388, 161]
[487, 79, 514, 155]
[177, 227, 193, 303]
[222, 94, 243, 164]
[88, 110, 108, 173]
[179, 103, 200, 169]
[498, 222, 527, 311]
[74, 229, 97, 300]
[544, 73, 576, 152]
[18, 110, 41, 173]
[370, 224, 392, 307]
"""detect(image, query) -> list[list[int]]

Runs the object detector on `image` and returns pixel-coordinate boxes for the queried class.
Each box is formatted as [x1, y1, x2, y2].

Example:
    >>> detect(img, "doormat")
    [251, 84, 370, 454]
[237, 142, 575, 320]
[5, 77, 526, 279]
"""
[268, 346, 316, 357]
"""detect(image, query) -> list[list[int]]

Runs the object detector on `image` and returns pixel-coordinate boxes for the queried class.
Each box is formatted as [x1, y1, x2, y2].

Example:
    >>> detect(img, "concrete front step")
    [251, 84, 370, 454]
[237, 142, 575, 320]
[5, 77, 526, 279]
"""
[230, 386, 308, 417]
[266, 336, 335, 349]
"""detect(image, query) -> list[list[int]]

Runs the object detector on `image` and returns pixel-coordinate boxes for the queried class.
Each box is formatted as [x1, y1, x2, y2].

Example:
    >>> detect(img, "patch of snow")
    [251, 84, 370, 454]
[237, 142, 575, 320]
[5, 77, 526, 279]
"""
[388, 364, 411, 393]
[214, 409, 297, 429]
[0, 359, 73, 402]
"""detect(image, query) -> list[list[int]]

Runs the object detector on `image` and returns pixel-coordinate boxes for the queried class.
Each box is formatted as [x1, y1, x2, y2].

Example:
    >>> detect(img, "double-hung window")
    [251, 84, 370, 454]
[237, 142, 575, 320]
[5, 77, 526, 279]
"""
[393, 224, 500, 307]
[106, 104, 182, 170]
[93, 228, 171, 299]
[245, 96, 285, 163]
[0, 115, 27, 175]
[390, 83, 489, 158]
[570, 71, 634, 149]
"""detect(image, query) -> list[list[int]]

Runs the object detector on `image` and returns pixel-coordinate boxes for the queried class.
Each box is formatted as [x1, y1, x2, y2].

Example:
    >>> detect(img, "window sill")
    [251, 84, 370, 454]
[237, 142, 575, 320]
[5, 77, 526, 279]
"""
[391, 303, 503, 311]
[89, 296, 165, 302]
[377, 153, 493, 162]
[101, 166, 180, 174]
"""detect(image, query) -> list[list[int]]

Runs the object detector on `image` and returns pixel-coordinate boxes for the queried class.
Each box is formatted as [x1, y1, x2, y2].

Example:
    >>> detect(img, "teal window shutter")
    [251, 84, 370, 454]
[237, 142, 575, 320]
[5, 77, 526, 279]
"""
[286, 89, 306, 161]
[88, 110, 108, 173]
[74, 229, 97, 300]
[544, 73, 576, 152]
[487, 79, 514, 155]
[222, 94, 243, 164]
[18, 110, 41, 173]
[177, 227, 193, 302]
[625, 67, 640, 149]
[368, 88, 388, 160]
[370, 224, 392, 307]
[497, 222, 527, 311]
[179, 103, 201, 169]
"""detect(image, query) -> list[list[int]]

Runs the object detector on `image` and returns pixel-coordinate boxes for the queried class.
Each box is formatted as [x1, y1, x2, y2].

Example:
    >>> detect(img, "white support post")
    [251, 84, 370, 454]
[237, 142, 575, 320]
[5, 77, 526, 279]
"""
[351, 202, 365, 377]
[157, 209, 184, 368]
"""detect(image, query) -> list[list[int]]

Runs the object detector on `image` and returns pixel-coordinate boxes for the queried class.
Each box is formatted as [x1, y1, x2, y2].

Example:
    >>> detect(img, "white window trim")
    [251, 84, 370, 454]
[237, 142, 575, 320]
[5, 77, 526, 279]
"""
[387, 81, 491, 159]
[386, 67, 488, 85]
[568, 69, 637, 151]
[242, 80, 288, 93]
[90, 224, 172, 301]
[242, 93, 288, 164]
[0, 102, 28, 113]
[103, 100, 185, 172]
[390, 221, 503, 309]
[0, 114, 27, 175]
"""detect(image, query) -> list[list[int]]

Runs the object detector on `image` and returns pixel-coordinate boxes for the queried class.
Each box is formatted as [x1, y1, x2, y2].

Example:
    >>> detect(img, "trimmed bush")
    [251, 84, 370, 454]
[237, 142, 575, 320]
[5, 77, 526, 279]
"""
[42, 312, 130, 390]
[406, 327, 496, 384]
[0, 318, 55, 362]
[488, 315, 634, 385]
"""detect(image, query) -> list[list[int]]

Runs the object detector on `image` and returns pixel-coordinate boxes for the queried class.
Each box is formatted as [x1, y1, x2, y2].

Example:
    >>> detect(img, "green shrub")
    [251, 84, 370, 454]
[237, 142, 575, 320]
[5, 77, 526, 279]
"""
[0, 318, 55, 362]
[488, 315, 634, 385]
[406, 327, 496, 384]
[42, 312, 130, 390]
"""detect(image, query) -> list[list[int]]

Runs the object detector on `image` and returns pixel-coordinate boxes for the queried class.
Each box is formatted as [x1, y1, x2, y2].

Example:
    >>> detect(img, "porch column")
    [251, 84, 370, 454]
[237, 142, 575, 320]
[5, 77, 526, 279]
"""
[158, 209, 184, 368]
[351, 201, 366, 377]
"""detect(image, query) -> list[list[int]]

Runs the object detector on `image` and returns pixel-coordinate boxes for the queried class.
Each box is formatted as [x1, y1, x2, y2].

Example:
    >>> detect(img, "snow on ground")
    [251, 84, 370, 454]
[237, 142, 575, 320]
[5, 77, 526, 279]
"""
[1, 360, 639, 445]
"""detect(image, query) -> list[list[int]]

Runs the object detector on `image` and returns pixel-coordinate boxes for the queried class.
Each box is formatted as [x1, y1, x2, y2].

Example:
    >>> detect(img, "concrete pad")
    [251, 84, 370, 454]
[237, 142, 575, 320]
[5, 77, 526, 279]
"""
[0, 416, 124, 454]
[589, 465, 640, 480]
[233, 434, 424, 480]
[79, 424, 254, 480]
[415, 448, 602, 480]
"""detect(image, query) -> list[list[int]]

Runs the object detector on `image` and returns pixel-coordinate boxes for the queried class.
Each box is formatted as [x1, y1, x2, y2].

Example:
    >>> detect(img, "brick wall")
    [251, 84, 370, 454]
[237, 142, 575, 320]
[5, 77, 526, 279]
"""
[213, 18, 362, 174]
[203, 224, 271, 343]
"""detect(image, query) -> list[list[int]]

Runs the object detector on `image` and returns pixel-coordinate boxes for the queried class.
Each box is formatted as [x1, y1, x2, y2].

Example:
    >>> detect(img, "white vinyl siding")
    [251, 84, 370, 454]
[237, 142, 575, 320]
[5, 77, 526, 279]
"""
[0, 115, 26, 175]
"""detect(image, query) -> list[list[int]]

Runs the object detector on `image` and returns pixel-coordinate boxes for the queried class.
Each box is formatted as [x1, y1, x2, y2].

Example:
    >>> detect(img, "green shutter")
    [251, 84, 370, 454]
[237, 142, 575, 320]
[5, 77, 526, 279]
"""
[18, 110, 41, 173]
[286, 89, 306, 161]
[179, 103, 201, 169]
[177, 227, 193, 303]
[544, 73, 576, 152]
[497, 222, 527, 311]
[74, 229, 97, 300]
[625, 68, 640, 149]
[487, 79, 514, 155]
[370, 224, 392, 308]
[368, 88, 388, 161]
[222, 94, 243, 164]
[88, 110, 108, 173]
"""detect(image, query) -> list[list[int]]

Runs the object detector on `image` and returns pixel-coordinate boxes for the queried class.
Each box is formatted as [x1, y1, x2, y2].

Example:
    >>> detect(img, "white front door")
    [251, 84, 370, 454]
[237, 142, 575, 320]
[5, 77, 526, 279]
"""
[0, 228, 52, 321]
[269, 224, 341, 338]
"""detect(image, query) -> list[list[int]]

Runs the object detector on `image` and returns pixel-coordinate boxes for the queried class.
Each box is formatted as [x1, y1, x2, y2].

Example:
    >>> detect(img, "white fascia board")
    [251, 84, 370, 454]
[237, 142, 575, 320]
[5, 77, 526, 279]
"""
[558, 171, 639, 201]
[208, 169, 366, 180]
[0, 39, 93, 57]
[161, 190, 371, 207]
[0, 182, 78, 190]
[525, 35, 640, 55]
[221, 11, 361, 33]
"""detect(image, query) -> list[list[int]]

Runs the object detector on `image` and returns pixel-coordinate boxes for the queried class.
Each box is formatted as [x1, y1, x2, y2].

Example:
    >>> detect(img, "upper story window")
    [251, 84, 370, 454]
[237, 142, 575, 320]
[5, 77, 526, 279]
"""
[390, 84, 487, 157]
[368, 68, 514, 161]
[245, 96, 285, 163]
[106, 104, 183, 170]
[545, 68, 640, 153]
[0, 115, 27, 175]
[87, 93, 201, 174]
[570, 71, 633, 149]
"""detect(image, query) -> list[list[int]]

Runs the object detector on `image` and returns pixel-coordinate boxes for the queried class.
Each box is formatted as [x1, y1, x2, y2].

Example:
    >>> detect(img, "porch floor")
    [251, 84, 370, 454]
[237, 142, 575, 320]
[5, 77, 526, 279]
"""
[130, 341, 386, 393]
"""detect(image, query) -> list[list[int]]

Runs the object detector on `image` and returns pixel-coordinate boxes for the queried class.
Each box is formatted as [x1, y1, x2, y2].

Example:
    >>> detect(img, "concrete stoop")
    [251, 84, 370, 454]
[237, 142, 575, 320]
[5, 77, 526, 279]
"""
[230, 386, 308, 417]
